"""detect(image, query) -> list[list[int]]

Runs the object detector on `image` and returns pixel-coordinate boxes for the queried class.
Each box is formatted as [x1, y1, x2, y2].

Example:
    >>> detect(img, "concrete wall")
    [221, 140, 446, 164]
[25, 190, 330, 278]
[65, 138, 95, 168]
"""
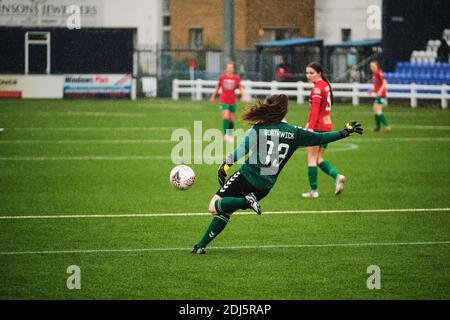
[315, 0, 382, 44]
[102, 0, 162, 47]
[0, 0, 162, 47]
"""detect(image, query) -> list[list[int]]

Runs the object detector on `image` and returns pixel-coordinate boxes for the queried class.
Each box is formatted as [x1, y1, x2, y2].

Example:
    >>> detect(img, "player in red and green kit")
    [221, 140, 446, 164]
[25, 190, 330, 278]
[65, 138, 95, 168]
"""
[210, 63, 245, 142]
[369, 60, 390, 132]
[302, 62, 346, 199]
[192, 94, 363, 254]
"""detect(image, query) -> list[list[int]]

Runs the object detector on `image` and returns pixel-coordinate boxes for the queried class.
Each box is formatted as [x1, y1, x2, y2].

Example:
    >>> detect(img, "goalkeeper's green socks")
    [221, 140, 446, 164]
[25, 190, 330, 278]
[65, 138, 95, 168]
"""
[379, 114, 389, 127]
[216, 197, 248, 213]
[196, 197, 248, 248]
[308, 166, 318, 190]
[319, 161, 339, 180]
[196, 213, 229, 248]
[374, 115, 381, 130]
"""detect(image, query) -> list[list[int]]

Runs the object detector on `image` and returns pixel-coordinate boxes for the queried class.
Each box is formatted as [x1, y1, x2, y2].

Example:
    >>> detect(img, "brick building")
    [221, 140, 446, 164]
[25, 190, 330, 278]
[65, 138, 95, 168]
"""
[170, 0, 315, 50]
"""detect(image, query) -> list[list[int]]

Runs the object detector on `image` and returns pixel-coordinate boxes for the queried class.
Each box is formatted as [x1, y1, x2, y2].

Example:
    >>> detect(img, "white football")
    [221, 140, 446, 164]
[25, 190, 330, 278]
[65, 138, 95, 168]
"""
[170, 165, 195, 190]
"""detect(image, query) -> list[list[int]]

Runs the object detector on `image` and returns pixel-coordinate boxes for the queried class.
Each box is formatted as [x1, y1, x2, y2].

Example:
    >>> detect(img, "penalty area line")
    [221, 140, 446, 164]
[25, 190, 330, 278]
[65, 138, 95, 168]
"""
[0, 241, 449, 256]
[0, 208, 449, 220]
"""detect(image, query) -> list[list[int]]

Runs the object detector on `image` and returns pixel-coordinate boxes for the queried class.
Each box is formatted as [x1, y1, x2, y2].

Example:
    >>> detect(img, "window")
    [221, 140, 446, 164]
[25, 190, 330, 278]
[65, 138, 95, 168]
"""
[162, 0, 170, 14]
[341, 29, 351, 42]
[189, 28, 203, 50]
[275, 29, 298, 40]
[260, 28, 299, 42]
[162, 0, 171, 48]
[163, 30, 170, 48]
[163, 15, 171, 27]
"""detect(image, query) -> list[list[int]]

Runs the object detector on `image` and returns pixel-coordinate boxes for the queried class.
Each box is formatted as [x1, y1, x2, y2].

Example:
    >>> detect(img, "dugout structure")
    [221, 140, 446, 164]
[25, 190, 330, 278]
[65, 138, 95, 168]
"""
[325, 39, 382, 83]
[255, 37, 324, 82]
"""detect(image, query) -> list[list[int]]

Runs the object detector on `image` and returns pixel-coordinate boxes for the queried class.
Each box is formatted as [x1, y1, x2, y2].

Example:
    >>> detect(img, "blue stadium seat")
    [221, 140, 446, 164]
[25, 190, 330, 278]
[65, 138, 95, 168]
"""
[390, 61, 450, 85]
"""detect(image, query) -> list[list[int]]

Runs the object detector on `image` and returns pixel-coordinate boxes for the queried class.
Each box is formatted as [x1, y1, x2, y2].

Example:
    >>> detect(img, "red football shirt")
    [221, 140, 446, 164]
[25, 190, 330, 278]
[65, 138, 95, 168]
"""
[218, 74, 241, 105]
[307, 79, 333, 132]
[373, 70, 387, 97]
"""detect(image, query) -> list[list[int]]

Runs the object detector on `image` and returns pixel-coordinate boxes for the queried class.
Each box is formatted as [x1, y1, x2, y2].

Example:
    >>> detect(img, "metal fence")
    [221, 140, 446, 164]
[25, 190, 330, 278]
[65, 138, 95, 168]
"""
[134, 47, 266, 95]
[134, 46, 382, 98]
[172, 79, 450, 109]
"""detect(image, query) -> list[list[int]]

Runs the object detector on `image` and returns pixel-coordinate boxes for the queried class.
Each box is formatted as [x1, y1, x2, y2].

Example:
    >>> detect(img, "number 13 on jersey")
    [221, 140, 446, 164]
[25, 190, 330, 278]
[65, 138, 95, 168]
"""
[264, 141, 290, 167]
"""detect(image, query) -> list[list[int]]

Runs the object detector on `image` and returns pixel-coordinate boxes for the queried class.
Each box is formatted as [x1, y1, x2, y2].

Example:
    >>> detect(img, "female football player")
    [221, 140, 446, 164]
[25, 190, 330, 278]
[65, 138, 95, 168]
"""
[302, 62, 345, 199]
[210, 63, 245, 142]
[192, 94, 363, 254]
[369, 60, 390, 132]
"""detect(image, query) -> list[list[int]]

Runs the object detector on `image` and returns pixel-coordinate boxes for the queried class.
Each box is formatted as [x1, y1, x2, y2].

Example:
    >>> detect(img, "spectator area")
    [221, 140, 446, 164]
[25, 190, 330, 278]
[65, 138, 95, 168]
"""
[385, 62, 450, 85]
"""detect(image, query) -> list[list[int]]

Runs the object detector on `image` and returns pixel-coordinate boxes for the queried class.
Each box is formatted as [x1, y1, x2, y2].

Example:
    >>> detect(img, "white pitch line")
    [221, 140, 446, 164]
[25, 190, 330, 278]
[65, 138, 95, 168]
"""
[358, 137, 450, 142]
[5, 125, 450, 132]
[5, 111, 146, 118]
[8, 127, 184, 131]
[64, 111, 146, 118]
[0, 156, 172, 161]
[0, 208, 449, 220]
[0, 138, 449, 144]
[0, 241, 449, 256]
[0, 140, 174, 144]
[393, 125, 450, 130]
[0, 155, 235, 161]
[0, 144, 358, 161]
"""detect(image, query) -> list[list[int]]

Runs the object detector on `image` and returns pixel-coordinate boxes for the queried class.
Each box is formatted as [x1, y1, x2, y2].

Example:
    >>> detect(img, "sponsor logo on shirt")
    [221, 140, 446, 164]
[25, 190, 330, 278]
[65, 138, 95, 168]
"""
[222, 79, 236, 90]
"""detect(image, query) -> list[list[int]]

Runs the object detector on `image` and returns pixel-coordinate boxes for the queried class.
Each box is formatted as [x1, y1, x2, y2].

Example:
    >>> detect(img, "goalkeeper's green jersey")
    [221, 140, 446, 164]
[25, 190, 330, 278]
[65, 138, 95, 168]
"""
[228, 121, 343, 191]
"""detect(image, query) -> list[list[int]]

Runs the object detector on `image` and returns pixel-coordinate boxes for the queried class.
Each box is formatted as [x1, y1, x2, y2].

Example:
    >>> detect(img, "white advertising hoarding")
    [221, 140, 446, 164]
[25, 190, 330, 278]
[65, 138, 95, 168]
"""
[0, 75, 64, 98]
[63, 74, 132, 98]
[0, 74, 133, 99]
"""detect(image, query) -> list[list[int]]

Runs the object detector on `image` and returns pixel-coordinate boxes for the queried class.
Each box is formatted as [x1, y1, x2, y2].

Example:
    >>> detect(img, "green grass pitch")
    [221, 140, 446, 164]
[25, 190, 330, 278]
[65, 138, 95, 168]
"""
[0, 98, 449, 299]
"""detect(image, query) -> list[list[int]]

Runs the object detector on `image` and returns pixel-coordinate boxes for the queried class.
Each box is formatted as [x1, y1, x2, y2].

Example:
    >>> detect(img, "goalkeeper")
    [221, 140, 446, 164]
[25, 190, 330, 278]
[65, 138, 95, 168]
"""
[192, 94, 363, 254]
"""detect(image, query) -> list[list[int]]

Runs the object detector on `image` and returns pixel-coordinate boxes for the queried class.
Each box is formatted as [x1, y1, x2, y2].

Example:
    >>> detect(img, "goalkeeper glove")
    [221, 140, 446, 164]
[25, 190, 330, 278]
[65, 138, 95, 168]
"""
[340, 121, 363, 137]
[218, 161, 232, 186]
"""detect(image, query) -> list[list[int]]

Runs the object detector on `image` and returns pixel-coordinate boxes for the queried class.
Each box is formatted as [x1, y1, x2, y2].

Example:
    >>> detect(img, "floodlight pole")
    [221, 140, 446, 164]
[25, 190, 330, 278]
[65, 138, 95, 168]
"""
[223, 0, 234, 66]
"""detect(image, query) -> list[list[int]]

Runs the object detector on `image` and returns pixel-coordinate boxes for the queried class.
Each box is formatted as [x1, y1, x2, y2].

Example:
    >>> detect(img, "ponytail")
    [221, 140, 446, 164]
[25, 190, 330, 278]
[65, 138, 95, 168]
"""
[241, 94, 289, 125]
[321, 74, 334, 106]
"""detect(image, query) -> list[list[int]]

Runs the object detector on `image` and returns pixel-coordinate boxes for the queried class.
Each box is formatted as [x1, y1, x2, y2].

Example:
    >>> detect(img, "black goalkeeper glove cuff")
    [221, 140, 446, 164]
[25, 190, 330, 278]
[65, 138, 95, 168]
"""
[218, 161, 233, 186]
[340, 121, 363, 137]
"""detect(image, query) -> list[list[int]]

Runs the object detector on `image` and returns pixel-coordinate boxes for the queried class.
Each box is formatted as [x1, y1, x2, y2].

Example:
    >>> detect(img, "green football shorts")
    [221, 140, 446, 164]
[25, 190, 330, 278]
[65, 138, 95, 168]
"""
[220, 104, 237, 113]
[374, 97, 386, 105]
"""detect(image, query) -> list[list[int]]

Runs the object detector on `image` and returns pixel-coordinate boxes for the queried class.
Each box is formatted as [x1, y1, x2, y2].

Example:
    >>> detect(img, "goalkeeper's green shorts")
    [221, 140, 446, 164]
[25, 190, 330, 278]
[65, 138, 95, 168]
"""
[374, 97, 386, 105]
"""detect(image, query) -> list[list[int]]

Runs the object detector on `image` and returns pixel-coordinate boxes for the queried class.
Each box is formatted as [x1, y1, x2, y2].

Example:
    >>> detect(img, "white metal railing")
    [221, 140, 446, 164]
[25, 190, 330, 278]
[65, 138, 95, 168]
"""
[172, 79, 449, 109]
